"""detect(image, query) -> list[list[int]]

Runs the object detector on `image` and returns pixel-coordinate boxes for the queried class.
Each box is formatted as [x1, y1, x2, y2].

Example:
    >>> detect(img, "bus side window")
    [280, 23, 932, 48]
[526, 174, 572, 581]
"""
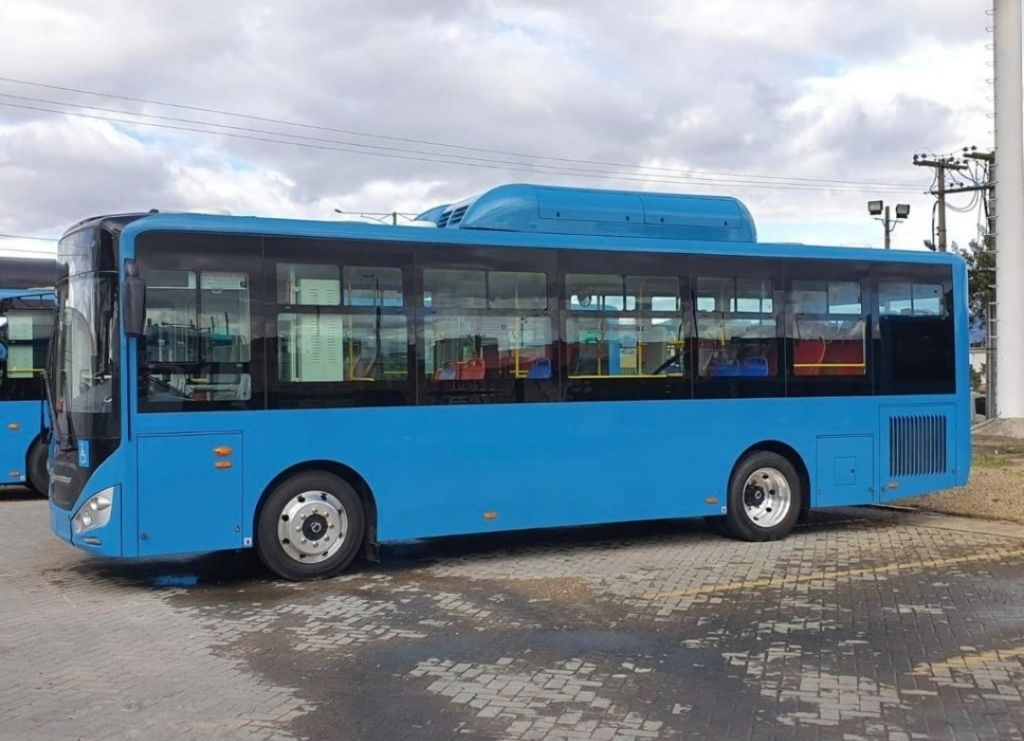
[140, 269, 254, 407]
[695, 276, 777, 379]
[790, 280, 866, 378]
[876, 276, 954, 394]
[421, 267, 553, 404]
[0, 308, 53, 401]
[271, 258, 411, 408]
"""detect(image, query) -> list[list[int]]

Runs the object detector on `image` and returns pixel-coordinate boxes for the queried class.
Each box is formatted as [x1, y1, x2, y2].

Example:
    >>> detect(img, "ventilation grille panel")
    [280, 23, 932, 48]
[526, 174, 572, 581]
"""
[436, 210, 452, 228]
[889, 414, 947, 477]
[448, 206, 468, 225]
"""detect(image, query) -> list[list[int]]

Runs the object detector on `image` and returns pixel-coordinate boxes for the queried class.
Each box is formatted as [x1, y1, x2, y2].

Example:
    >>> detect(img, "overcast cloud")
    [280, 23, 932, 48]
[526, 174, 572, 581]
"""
[0, 0, 996, 256]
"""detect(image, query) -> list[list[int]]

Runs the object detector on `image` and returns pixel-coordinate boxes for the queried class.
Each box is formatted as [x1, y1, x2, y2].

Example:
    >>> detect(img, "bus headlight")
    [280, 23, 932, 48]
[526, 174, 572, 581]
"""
[72, 488, 114, 535]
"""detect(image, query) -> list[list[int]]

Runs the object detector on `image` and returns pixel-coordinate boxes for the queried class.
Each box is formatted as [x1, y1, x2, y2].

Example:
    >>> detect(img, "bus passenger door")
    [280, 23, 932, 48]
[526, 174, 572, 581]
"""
[136, 432, 243, 556]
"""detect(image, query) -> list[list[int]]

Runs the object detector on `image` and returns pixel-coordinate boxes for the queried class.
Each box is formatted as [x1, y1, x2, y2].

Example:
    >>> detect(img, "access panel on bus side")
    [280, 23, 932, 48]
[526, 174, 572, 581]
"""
[136, 432, 244, 556]
[814, 435, 875, 507]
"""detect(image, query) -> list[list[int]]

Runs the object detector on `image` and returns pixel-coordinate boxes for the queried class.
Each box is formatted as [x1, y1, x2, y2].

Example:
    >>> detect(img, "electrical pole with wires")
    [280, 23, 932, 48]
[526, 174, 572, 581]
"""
[912, 154, 970, 251]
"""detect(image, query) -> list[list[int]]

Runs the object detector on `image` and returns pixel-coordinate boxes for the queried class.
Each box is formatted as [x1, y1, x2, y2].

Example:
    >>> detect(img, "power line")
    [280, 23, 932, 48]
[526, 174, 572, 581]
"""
[0, 75, 925, 192]
[0, 99, 924, 194]
[0, 233, 59, 242]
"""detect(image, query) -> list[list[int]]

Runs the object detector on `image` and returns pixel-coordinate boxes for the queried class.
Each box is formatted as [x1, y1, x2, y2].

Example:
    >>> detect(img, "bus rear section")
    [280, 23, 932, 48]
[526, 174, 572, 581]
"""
[0, 288, 56, 495]
[46, 186, 970, 579]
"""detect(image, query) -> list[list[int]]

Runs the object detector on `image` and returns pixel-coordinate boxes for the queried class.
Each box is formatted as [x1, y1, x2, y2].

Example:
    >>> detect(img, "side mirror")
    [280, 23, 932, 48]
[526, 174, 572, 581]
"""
[124, 260, 146, 338]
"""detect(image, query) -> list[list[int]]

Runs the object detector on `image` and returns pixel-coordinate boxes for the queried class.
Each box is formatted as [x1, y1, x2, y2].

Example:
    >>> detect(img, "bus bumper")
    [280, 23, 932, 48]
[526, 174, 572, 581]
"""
[48, 500, 72, 543]
[50, 485, 124, 557]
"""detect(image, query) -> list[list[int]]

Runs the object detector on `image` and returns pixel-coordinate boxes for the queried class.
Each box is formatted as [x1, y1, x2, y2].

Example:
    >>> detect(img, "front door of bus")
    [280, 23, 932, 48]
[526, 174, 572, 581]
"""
[136, 432, 243, 556]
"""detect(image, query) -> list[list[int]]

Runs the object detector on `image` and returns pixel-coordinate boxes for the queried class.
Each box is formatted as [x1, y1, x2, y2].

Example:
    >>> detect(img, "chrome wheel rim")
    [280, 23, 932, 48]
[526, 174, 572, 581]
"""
[277, 490, 348, 564]
[742, 467, 792, 528]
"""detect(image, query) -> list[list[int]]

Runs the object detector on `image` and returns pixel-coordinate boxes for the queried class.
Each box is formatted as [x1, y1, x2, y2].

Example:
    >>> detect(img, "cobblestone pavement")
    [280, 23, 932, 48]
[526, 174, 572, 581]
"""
[3, 486, 1024, 741]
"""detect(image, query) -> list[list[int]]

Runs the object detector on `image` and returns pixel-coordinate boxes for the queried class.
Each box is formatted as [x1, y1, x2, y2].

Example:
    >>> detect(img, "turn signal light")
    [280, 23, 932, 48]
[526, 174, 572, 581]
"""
[213, 446, 233, 457]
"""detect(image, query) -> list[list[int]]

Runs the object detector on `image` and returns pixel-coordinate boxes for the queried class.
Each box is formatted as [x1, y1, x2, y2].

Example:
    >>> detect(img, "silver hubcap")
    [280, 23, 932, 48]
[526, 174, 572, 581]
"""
[277, 490, 348, 564]
[742, 467, 792, 528]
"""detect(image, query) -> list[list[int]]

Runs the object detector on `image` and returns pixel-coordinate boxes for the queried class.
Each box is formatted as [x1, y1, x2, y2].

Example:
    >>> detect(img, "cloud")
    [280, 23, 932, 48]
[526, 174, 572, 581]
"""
[0, 0, 993, 250]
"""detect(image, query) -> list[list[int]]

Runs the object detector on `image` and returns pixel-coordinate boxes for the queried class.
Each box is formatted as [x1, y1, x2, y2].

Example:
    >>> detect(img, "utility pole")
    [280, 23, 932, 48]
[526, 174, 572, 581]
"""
[962, 148, 997, 417]
[912, 155, 968, 251]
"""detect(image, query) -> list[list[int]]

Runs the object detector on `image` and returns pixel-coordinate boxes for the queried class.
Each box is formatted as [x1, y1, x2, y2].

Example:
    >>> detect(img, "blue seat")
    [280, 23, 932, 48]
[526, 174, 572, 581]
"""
[740, 356, 769, 377]
[527, 358, 552, 380]
[712, 360, 739, 377]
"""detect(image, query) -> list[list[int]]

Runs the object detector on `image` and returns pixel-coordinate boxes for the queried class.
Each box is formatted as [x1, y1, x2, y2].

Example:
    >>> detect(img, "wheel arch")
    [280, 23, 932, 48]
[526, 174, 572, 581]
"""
[24, 430, 50, 493]
[731, 440, 811, 512]
[254, 459, 379, 560]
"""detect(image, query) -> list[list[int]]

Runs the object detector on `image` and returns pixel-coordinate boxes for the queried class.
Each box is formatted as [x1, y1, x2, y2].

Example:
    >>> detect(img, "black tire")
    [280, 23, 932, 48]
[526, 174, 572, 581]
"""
[256, 471, 365, 581]
[724, 451, 801, 542]
[26, 438, 49, 498]
[704, 515, 735, 537]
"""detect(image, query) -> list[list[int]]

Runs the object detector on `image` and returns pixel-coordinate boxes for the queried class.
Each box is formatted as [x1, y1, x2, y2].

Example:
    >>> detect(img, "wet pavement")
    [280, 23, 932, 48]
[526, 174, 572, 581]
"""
[3, 486, 1024, 740]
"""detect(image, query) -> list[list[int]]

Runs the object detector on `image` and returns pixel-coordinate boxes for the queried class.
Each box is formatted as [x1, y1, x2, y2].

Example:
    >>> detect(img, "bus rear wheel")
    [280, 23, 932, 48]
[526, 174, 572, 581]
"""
[723, 451, 801, 542]
[256, 472, 365, 581]
[27, 439, 49, 498]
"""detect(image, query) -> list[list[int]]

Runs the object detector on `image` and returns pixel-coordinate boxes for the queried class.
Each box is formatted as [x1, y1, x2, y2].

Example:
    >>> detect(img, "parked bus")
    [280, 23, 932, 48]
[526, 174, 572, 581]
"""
[0, 256, 57, 495]
[47, 185, 968, 579]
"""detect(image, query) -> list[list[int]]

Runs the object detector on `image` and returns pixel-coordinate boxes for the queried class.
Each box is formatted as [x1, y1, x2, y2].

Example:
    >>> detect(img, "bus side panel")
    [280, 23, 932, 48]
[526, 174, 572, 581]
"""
[0, 400, 43, 485]
[230, 396, 887, 544]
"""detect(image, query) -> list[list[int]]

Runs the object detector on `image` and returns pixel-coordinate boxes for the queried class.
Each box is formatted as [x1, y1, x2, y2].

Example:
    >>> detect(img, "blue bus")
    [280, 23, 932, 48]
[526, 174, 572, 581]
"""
[0, 256, 57, 495]
[47, 185, 969, 579]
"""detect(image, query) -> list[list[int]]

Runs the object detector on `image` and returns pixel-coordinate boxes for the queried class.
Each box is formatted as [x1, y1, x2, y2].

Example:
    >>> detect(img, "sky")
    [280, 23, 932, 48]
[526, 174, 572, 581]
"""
[0, 0, 999, 259]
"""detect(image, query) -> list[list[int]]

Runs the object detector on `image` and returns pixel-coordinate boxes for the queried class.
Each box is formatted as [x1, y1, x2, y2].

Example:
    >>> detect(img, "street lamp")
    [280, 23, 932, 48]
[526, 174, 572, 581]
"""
[867, 200, 910, 249]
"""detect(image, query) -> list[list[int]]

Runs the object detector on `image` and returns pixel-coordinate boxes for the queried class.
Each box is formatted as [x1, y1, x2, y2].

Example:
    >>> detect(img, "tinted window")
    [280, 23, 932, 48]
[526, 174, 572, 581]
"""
[785, 261, 872, 397]
[276, 263, 340, 306]
[142, 269, 254, 404]
[267, 239, 413, 409]
[421, 256, 556, 404]
[561, 251, 690, 402]
[876, 267, 955, 395]
[692, 257, 783, 398]
[0, 304, 53, 402]
[790, 280, 866, 381]
[136, 232, 264, 412]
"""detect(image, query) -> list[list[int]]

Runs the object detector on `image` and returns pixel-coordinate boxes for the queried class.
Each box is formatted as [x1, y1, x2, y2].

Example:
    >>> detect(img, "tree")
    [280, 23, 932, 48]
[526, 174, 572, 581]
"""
[954, 238, 995, 332]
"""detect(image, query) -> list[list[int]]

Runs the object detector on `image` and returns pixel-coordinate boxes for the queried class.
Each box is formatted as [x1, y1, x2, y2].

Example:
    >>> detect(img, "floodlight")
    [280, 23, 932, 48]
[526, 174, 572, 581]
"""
[867, 200, 883, 216]
[895, 203, 911, 219]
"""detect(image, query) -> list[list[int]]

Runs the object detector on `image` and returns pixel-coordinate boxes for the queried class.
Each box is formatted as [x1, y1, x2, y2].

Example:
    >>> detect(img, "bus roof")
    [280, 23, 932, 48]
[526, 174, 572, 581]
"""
[113, 212, 961, 269]
[72, 184, 959, 268]
[0, 255, 58, 290]
[414, 183, 757, 243]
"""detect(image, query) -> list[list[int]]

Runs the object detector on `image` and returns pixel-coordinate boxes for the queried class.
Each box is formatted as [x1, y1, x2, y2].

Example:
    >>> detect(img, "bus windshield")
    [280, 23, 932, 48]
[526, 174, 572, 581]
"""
[51, 272, 119, 447]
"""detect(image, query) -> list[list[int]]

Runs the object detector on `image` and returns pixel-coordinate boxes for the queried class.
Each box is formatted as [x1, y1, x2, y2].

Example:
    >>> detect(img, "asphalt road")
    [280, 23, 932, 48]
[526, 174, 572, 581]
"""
[3, 486, 1024, 740]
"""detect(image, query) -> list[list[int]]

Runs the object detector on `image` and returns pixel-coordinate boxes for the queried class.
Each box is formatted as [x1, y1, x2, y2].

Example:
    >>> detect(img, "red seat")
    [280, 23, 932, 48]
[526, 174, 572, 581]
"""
[823, 341, 865, 376]
[793, 339, 826, 376]
[460, 357, 486, 380]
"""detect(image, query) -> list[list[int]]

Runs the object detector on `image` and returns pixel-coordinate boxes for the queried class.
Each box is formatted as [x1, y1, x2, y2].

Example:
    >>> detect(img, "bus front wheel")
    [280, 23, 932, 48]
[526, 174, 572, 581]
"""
[724, 451, 801, 541]
[256, 472, 365, 581]
[27, 439, 49, 498]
